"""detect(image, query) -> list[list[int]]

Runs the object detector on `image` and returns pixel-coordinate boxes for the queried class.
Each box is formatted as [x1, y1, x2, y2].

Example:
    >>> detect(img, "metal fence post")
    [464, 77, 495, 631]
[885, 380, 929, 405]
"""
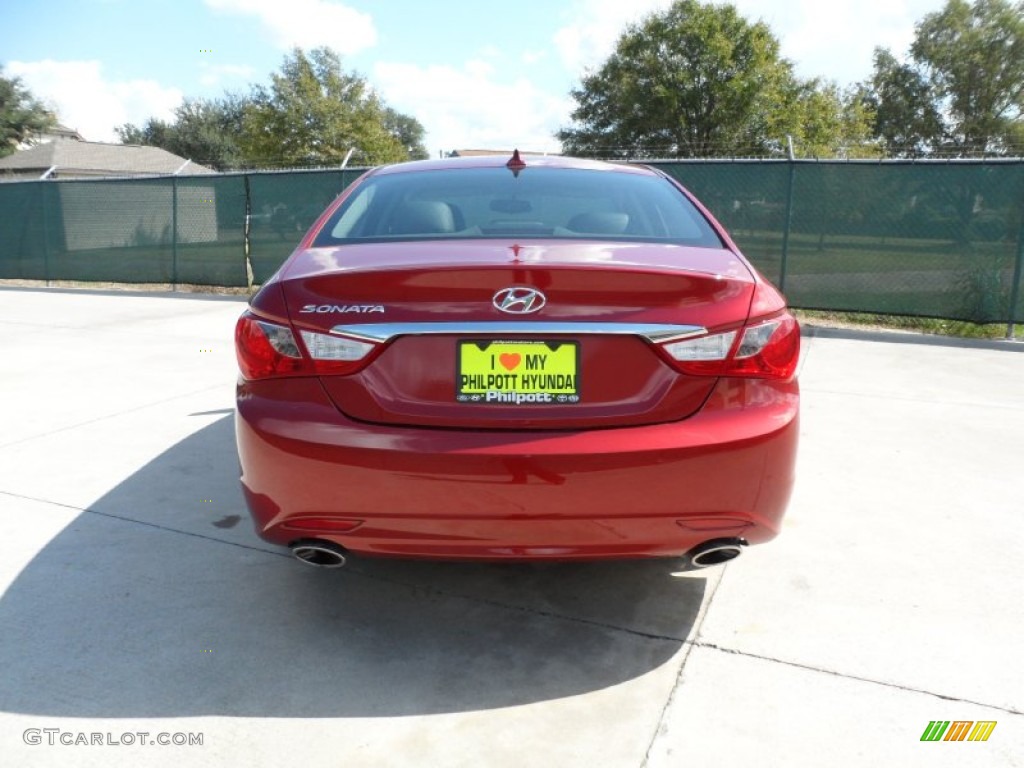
[39, 181, 53, 286]
[778, 158, 796, 293]
[171, 176, 179, 290]
[243, 173, 254, 291]
[1007, 196, 1024, 339]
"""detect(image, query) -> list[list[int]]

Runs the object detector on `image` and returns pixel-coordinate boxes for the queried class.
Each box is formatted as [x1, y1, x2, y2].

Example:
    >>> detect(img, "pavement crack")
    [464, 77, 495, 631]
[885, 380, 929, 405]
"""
[639, 563, 728, 768]
[11, 489, 1018, 726]
[0, 384, 231, 449]
[0, 490, 287, 560]
[690, 640, 1023, 716]
[0, 490, 688, 645]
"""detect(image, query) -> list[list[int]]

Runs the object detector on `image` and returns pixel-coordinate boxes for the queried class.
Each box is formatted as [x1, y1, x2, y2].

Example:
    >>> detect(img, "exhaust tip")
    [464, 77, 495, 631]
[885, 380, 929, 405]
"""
[686, 538, 746, 568]
[290, 539, 347, 569]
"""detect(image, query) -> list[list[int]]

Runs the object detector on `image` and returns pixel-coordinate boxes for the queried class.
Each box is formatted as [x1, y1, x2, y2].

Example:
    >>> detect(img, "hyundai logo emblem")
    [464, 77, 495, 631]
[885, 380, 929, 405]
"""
[493, 287, 546, 315]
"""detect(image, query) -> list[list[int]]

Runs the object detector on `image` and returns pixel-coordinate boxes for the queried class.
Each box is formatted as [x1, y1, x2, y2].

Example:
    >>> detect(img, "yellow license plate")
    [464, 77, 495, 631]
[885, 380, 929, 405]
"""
[457, 340, 580, 404]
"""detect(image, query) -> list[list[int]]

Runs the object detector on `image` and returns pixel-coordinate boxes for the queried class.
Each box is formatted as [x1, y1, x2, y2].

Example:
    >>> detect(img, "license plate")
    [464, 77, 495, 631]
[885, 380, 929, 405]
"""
[457, 340, 580, 405]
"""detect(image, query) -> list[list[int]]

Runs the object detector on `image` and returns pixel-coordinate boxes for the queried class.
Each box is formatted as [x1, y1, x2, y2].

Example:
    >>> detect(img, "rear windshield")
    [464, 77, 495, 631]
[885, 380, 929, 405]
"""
[312, 166, 723, 248]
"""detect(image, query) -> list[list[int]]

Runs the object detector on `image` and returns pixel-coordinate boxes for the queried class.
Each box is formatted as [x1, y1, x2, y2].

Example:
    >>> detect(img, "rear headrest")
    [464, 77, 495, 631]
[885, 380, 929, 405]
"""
[390, 201, 457, 235]
[567, 212, 630, 235]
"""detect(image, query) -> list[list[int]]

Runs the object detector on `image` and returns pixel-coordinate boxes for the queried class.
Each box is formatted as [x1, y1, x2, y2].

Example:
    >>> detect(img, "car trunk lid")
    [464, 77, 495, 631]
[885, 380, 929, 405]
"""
[281, 240, 755, 429]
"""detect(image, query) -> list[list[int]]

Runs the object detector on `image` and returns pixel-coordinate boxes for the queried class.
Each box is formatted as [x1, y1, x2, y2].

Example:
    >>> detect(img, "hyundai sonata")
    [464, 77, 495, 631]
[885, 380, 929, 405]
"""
[234, 152, 800, 568]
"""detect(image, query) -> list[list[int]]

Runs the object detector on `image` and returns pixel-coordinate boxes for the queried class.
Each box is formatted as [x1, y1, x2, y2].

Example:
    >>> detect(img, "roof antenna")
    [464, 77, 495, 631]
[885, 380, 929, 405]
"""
[506, 148, 526, 176]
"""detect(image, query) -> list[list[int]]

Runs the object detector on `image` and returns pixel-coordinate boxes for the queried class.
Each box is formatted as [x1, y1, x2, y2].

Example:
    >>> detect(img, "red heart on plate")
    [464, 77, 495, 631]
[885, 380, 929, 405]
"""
[499, 353, 521, 371]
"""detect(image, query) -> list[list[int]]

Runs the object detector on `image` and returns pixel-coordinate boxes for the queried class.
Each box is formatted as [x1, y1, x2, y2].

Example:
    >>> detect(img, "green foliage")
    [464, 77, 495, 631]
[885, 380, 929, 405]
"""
[0, 67, 57, 157]
[382, 107, 429, 161]
[118, 47, 425, 169]
[557, 0, 876, 158]
[865, 49, 944, 156]
[868, 0, 1024, 156]
[116, 95, 246, 170]
[239, 47, 408, 167]
[558, 1, 792, 157]
[783, 81, 881, 159]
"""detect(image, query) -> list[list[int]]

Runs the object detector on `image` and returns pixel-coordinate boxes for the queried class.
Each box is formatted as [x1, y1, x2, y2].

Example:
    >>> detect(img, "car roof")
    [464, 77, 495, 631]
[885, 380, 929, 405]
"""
[371, 154, 658, 177]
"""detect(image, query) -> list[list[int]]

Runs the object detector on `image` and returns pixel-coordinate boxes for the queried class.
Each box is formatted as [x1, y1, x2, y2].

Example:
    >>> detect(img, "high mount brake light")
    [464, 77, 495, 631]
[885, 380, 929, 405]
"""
[235, 312, 379, 380]
[506, 148, 526, 172]
[661, 312, 800, 380]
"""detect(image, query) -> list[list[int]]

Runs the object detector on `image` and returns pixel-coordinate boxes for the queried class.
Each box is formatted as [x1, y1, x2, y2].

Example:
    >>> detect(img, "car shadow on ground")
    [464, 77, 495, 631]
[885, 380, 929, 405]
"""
[0, 415, 706, 718]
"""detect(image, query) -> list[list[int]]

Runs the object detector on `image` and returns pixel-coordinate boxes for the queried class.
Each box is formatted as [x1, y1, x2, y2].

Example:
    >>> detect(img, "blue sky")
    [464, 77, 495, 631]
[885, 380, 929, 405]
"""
[2, 0, 947, 157]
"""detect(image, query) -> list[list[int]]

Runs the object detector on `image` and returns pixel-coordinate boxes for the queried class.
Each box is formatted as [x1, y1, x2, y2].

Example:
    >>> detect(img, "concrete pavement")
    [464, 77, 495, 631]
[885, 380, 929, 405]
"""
[0, 287, 1021, 767]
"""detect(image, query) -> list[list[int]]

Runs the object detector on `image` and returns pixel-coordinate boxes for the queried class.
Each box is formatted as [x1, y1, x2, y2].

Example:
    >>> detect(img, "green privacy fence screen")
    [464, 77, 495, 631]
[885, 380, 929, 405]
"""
[1, 161, 1022, 324]
[650, 159, 1024, 325]
[0, 168, 366, 288]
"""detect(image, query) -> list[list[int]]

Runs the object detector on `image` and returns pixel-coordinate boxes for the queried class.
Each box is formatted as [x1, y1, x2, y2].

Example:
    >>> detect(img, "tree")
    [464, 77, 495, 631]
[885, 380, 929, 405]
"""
[119, 48, 427, 169]
[763, 80, 880, 158]
[558, 1, 813, 158]
[0, 67, 57, 156]
[868, 0, 1024, 156]
[116, 94, 246, 170]
[239, 47, 409, 167]
[864, 49, 944, 157]
[382, 107, 428, 160]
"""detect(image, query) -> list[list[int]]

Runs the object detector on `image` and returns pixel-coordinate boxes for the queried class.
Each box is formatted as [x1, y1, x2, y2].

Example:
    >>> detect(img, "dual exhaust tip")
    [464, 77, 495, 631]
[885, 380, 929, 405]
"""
[289, 537, 745, 570]
[685, 538, 746, 569]
[290, 539, 347, 569]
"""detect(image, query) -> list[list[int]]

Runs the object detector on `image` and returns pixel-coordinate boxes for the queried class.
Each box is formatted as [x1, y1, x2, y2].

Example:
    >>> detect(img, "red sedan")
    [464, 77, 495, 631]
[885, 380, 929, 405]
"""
[234, 153, 799, 568]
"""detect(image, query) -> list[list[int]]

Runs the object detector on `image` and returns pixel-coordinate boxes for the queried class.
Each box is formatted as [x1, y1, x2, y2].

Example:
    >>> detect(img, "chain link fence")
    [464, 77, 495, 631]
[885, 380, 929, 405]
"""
[246, 168, 366, 283]
[651, 159, 1024, 327]
[0, 168, 366, 288]
[1, 161, 1022, 327]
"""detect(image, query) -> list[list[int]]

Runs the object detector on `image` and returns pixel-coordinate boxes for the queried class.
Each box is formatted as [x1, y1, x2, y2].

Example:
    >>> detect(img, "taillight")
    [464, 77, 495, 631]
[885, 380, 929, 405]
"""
[235, 314, 306, 380]
[298, 330, 377, 374]
[661, 312, 800, 380]
[729, 315, 801, 379]
[234, 312, 379, 380]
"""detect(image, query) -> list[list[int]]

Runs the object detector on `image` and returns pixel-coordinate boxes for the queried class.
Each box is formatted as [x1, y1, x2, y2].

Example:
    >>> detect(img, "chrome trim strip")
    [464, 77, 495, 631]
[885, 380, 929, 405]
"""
[328, 321, 706, 344]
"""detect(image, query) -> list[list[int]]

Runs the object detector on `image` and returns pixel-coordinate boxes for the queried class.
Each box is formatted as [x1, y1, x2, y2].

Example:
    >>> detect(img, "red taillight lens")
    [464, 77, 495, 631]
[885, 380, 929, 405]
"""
[661, 312, 800, 380]
[726, 314, 800, 379]
[235, 313, 308, 380]
[235, 312, 380, 380]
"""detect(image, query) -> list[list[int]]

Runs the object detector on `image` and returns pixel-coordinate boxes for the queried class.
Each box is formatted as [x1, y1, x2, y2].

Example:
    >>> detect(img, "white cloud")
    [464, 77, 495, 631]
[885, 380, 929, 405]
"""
[553, 0, 672, 74]
[198, 63, 256, 88]
[7, 60, 183, 142]
[373, 61, 573, 156]
[732, 0, 945, 85]
[552, 0, 944, 86]
[203, 0, 377, 53]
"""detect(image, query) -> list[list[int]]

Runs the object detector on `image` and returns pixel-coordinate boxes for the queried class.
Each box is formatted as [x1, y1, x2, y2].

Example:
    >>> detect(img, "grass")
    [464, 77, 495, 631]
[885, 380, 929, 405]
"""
[795, 309, 1024, 340]
[734, 229, 1016, 277]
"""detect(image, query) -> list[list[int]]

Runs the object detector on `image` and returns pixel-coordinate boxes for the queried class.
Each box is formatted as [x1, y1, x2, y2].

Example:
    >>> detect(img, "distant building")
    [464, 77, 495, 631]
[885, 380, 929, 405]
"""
[22, 123, 87, 146]
[0, 140, 215, 181]
[0, 141, 219, 252]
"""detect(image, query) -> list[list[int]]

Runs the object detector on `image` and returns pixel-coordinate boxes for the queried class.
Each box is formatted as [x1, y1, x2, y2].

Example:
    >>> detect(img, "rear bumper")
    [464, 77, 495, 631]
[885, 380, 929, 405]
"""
[235, 376, 799, 560]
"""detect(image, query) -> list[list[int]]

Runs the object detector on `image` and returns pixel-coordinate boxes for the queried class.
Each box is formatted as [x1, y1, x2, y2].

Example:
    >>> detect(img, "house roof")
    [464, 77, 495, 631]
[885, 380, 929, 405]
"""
[46, 124, 87, 141]
[0, 141, 215, 178]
